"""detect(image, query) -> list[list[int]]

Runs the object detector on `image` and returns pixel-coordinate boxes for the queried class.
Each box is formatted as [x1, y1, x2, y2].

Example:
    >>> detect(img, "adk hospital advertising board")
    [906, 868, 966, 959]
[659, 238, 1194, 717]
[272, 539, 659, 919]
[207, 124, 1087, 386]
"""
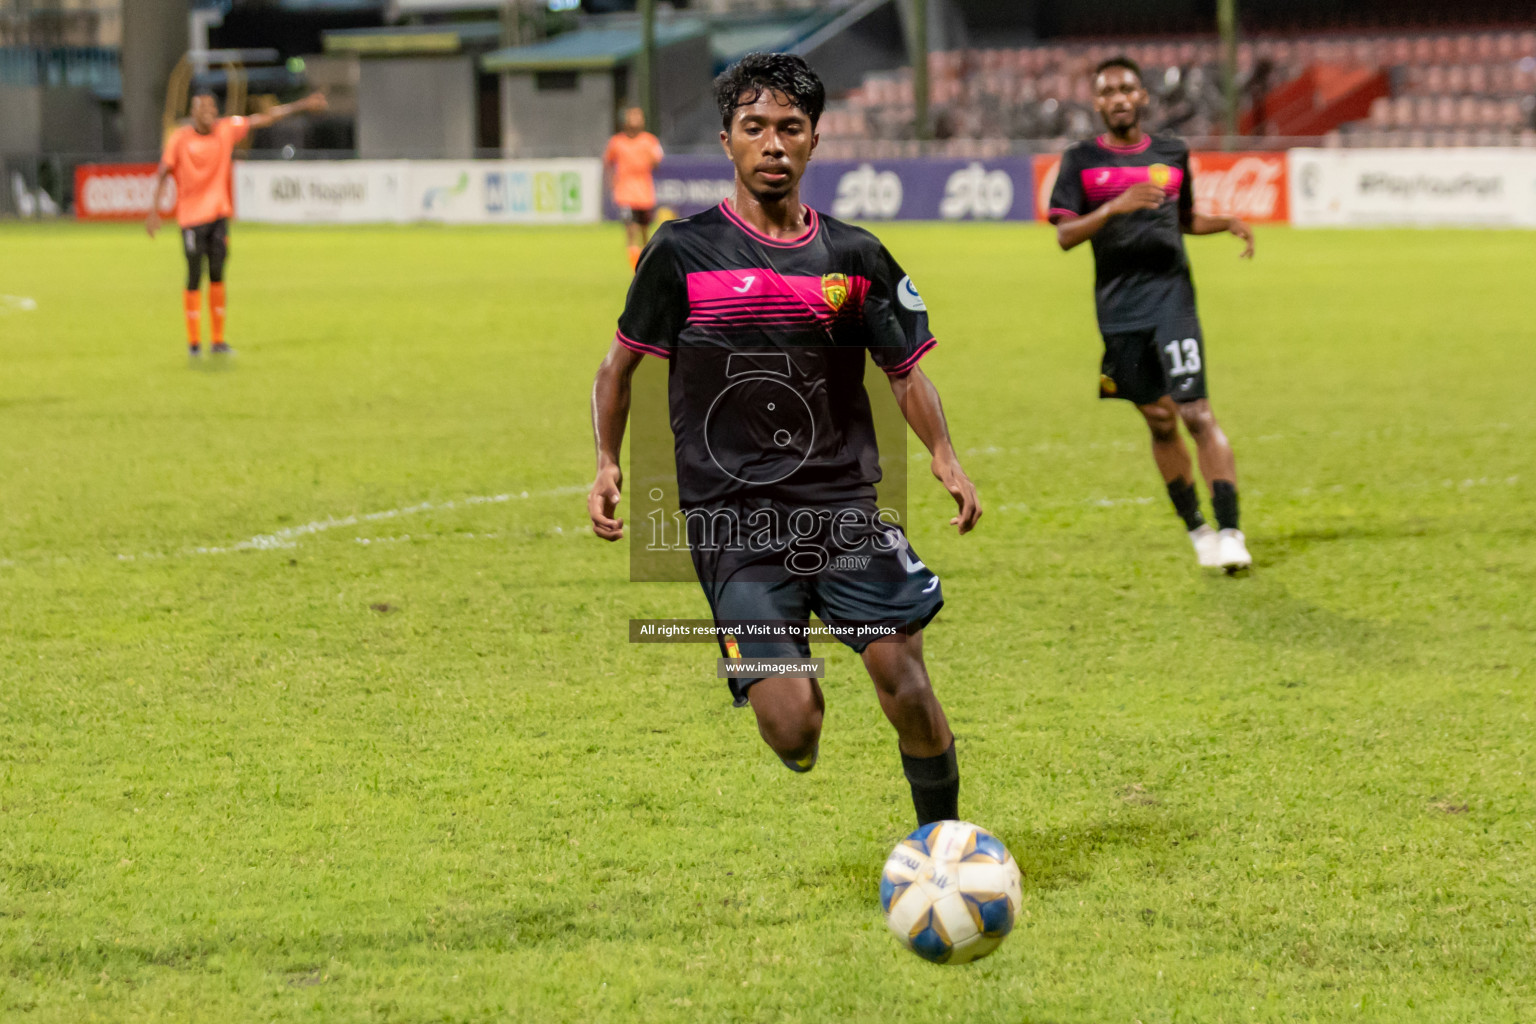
[231, 160, 603, 225]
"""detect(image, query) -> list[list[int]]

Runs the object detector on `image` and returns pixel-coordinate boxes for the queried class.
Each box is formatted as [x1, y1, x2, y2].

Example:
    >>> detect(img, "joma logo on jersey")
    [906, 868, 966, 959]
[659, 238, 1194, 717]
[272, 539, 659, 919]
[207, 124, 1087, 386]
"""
[821, 273, 850, 311]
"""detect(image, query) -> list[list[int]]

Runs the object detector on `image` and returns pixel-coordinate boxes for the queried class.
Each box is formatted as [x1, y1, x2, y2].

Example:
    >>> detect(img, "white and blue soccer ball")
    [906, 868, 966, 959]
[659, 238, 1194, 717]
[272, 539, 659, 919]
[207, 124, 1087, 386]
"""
[880, 820, 1023, 964]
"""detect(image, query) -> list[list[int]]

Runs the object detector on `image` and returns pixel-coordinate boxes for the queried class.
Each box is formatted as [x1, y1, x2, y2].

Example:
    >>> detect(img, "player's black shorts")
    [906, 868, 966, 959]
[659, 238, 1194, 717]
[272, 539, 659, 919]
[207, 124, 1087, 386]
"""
[1098, 315, 1207, 405]
[618, 205, 655, 227]
[687, 500, 945, 707]
[182, 217, 229, 290]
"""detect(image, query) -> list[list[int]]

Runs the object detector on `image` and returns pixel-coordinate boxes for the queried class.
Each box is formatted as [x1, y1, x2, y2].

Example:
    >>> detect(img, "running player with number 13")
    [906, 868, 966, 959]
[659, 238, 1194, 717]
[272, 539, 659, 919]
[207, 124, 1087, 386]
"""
[1049, 56, 1255, 571]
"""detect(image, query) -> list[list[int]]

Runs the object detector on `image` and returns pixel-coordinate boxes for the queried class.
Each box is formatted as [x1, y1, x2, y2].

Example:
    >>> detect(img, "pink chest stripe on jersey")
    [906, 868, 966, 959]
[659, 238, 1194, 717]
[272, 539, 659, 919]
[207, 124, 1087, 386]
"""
[685, 270, 871, 324]
[1080, 164, 1183, 204]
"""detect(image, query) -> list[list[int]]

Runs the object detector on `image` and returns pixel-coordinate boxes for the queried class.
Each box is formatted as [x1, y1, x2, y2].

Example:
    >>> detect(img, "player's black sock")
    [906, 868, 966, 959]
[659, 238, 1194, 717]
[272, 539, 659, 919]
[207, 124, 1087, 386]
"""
[1211, 480, 1240, 531]
[1166, 478, 1205, 531]
[902, 740, 959, 827]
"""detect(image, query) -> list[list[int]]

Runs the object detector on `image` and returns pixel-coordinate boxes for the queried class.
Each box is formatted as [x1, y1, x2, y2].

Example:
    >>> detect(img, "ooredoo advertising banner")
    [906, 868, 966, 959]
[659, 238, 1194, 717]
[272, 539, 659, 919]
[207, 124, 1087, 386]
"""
[644, 156, 1035, 222]
[75, 163, 177, 221]
[1288, 149, 1536, 228]
[1033, 151, 1289, 223]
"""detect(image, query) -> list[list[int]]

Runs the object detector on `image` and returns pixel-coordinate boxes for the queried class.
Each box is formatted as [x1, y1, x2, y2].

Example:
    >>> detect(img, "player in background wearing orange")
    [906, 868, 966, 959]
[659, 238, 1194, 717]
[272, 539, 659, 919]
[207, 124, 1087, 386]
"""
[146, 87, 327, 358]
[603, 106, 664, 271]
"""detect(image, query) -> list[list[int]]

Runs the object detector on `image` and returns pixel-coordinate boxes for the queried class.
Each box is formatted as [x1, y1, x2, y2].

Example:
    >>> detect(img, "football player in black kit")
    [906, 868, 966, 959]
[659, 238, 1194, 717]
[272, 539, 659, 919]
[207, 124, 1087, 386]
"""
[1049, 57, 1255, 571]
[586, 53, 981, 827]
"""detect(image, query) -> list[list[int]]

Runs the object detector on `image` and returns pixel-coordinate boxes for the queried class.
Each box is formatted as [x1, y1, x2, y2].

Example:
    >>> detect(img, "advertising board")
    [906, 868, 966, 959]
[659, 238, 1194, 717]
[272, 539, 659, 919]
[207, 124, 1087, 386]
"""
[74, 163, 177, 221]
[235, 161, 407, 224]
[232, 160, 602, 224]
[405, 160, 601, 225]
[1289, 148, 1536, 228]
[643, 156, 1035, 221]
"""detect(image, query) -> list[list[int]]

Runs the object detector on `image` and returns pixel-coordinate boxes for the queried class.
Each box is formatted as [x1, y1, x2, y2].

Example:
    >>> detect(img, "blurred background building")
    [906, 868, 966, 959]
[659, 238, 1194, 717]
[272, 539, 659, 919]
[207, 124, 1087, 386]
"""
[3, 0, 1535, 212]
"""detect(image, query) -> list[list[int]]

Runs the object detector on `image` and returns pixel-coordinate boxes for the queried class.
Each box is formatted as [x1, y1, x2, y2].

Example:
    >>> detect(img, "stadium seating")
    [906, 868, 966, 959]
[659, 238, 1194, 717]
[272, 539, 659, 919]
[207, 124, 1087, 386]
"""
[815, 28, 1536, 155]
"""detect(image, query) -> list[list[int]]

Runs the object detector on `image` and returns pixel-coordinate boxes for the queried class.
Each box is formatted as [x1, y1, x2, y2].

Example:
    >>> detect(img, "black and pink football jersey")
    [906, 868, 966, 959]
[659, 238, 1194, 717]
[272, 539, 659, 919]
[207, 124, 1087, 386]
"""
[1048, 133, 1198, 332]
[616, 201, 935, 508]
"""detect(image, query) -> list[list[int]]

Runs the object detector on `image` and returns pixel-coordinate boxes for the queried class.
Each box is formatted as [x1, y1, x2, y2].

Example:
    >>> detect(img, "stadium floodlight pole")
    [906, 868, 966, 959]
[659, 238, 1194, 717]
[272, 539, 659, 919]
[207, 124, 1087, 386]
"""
[1218, 0, 1238, 148]
[187, 6, 221, 76]
[639, 0, 657, 131]
[912, 0, 930, 141]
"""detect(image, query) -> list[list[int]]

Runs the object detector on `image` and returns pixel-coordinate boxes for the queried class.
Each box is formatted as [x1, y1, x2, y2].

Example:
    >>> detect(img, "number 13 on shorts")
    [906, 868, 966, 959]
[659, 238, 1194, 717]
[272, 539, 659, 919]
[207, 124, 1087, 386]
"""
[1163, 336, 1203, 376]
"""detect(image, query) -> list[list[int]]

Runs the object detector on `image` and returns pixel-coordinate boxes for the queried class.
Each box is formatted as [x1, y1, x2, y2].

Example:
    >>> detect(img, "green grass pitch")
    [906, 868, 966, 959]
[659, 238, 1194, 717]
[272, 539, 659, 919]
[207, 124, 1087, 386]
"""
[0, 220, 1532, 1022]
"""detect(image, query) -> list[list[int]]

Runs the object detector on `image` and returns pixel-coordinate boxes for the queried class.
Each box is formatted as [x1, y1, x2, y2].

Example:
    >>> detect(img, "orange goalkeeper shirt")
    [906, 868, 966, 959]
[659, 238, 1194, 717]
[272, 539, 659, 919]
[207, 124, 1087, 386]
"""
[162, 116, 249, 226]
[604, 131, 664, 209]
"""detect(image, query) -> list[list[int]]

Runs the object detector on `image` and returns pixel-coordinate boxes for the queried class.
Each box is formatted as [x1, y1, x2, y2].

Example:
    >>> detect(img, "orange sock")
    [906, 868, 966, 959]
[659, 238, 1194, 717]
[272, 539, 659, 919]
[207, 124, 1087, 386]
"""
[184, 290, 201, 347]
[209, 282, 226, 344]
[627, 244, 641, 271]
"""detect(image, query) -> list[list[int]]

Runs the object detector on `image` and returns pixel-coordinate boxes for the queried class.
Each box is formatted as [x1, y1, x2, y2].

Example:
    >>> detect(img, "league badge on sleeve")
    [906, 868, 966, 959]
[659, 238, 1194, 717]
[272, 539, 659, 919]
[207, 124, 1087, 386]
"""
[897, 276, 927, 312]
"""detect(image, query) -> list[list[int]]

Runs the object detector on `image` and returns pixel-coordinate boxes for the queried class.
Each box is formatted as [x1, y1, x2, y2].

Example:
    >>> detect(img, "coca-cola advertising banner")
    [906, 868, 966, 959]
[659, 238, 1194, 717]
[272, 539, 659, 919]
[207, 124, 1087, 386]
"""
[75, 163, 177, 221]
[641, 156, 1035, 222]
[1033, 151, 1289, 223]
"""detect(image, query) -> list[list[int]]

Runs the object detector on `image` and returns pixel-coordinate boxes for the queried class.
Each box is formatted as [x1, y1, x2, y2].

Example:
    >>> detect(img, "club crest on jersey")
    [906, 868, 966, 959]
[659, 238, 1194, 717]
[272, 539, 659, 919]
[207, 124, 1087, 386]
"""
[1148, 163, 1172, 188]
[821, 273, 850, 311]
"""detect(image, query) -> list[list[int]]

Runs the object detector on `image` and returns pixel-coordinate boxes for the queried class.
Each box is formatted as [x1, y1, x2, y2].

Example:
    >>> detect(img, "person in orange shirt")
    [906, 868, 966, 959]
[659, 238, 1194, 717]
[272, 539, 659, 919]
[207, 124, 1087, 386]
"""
[603, 107, 665, 271]
[147, 87, 327, 358]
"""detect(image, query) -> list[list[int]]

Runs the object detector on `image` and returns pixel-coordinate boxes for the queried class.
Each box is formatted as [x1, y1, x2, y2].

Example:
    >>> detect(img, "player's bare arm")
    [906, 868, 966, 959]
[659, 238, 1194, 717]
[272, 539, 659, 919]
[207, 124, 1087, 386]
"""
[145, 162, 173, 237]
[1054, 182, 1166, 251]
[889, 365, 981, 535]
[587, 338, 646, 541]
[247, 91, 328, 131]
[1184, 212, 1255, 258]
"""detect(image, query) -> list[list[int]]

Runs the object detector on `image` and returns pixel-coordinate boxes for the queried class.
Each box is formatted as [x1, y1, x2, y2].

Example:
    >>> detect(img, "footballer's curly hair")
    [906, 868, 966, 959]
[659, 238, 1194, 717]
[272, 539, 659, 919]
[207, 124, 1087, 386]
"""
[714, 52, 826, 132]
[1093, 55, 1143, 83]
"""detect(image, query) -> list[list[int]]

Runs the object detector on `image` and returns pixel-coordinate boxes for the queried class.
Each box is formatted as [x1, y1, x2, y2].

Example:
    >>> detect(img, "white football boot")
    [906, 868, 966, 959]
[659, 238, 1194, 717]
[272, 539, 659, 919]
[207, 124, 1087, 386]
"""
[1218, 528, 1252, 572]
[1189, 524, 1222, 568]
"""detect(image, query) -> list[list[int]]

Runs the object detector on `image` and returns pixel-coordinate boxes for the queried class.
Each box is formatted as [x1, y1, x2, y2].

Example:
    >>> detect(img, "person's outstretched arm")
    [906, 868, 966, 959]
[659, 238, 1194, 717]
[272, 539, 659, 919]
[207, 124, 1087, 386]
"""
[888, 366, 981, 535]
[247, 91, 328, 130]
[587, 340, 647, 541]
[1183, 212, 1255, 257]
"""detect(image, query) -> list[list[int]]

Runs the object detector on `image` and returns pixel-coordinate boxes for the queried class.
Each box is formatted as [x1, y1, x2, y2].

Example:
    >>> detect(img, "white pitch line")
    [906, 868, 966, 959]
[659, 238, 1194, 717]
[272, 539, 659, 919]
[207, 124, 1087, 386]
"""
[112, 484, 588, 561]
[84, 469, 1531, 565]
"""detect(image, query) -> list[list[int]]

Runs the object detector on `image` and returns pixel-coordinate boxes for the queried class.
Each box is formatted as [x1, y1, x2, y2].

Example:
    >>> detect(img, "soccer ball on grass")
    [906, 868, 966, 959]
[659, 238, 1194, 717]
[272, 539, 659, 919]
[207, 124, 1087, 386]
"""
[880, 820, 1022, 964]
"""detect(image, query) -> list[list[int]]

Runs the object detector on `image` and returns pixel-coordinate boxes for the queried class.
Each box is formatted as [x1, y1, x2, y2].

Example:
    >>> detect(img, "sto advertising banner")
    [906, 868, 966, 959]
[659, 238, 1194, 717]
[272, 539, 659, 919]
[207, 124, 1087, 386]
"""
[1033, 151, 1290, 223]
[233, 159, 602, 225]
[644, 156, 1035, 222]
[75, 163, 177, 221]
[1288, 149, 1536, 228]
